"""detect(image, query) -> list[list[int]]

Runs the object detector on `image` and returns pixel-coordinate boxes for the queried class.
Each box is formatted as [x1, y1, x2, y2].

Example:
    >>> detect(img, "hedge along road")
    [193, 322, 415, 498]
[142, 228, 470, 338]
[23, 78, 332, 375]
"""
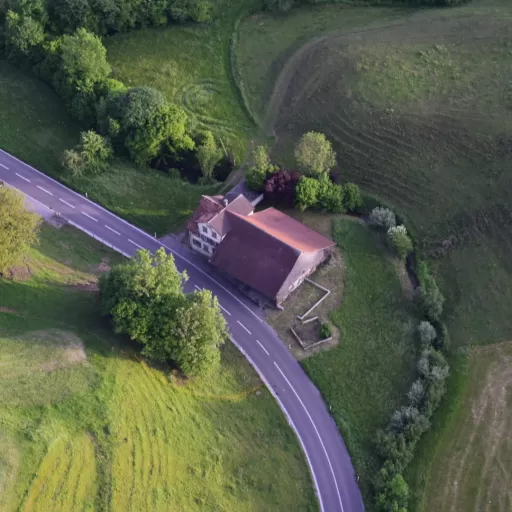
[0, 148, 364, 512]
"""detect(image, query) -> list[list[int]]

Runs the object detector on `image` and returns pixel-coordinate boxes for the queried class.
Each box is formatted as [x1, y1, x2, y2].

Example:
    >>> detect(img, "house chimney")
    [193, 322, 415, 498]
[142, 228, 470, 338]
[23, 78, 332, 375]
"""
[222, 198, 229, 207]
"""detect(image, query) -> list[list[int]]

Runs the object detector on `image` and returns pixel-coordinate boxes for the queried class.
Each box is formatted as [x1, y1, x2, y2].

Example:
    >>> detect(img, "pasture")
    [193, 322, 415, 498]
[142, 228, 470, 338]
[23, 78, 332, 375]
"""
[0, 223, 315, 511]
[413, 342, 512, 512]
[237, 0, 512, 349]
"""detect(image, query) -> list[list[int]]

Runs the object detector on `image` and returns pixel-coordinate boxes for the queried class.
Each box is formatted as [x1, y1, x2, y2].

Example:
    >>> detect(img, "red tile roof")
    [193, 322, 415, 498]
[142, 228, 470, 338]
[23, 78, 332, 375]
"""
[241, 208, 335, 252]
[210, 208, 335, 300]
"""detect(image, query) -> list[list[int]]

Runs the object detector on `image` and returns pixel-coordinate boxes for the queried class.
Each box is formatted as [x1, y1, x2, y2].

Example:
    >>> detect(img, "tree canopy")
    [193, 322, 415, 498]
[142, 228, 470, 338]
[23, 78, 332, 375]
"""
[59, 28, 111, 93]
[0, 186, 41, 274]
[295, 131, 336, 177]
[99, 248, 226, 376]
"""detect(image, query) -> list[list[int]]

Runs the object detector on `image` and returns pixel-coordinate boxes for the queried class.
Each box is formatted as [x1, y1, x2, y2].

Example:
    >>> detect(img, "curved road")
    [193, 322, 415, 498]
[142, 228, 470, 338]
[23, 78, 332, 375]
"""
[0, 148, 364, 512]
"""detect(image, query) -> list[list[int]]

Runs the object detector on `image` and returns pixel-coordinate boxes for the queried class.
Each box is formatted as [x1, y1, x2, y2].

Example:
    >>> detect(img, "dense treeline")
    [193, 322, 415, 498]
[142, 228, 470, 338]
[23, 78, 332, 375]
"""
[264, 0, 470, 12]
[0, 0, 223, 176]
[0, 0, 212, 37]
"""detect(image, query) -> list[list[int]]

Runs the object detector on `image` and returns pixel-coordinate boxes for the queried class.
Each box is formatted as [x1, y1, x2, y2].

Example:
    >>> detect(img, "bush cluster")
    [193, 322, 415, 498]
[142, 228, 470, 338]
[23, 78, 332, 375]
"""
[0, 0, 216, 174]
[296, 176, 362, 214]
[1, 0, 212, 39]
[375, 258, 449, 511]
[369, 207, 396, 231]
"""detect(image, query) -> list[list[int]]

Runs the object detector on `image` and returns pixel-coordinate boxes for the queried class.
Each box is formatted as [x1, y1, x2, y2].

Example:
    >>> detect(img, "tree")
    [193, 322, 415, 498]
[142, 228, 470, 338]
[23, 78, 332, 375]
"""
[61, 130, 112, 177]
[59, 28, 111, 94]
[387, 225, 413, 259]
[369, 207, 396, 231]
[417, 321, 436, 346]
[264, 170, 300, 207]
[0, 187, 41, 274]
[343, 183, 363, 212]
[295, 131, 336, 177]
[246, 145, 276, 192]
[415, 265, 445, 322]
[172, 290, 227, 376]
[99, 248, 225, 376]
[296, 176, 320, 211]
[196, 131, 222, 181]
[5, 10, 45, 57]
[105, 87, 194, 165]
[376, 474, 409, 512]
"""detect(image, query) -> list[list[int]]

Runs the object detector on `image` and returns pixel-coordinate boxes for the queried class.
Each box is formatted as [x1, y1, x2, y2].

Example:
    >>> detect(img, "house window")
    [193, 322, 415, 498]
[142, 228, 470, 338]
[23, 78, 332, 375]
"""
[203, 244, 210, 251]
[202, 225, 208, 234]
[211, 231, 217, 239]
[192, 238, 201, 248]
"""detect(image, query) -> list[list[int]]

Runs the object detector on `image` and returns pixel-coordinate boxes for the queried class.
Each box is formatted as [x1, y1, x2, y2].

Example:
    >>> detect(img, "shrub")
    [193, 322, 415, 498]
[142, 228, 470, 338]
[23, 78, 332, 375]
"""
[0, 187, 41, 274]
[246, 145, 276, 191]
[61, 130, 112, 177]
[369, 207, 396, 230]
[295, 131, 336, 178]
[264, 170, 299, 207]
[387, 225, 413, 259]
[343, 182, 363, 212]
[417, 321, 437, 346]
[415, 266, 445, 322]
[317, 177, 345, 213]
[196, 131, 222, 181]
[407, 379, 425, 406]
[319, 322, 332, 339]
[296, 176, 320, 211]
[376, 474, 409, 512]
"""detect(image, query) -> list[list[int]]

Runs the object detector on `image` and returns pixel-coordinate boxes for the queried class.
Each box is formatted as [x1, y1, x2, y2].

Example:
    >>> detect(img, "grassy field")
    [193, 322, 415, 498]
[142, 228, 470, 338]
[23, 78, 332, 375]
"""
[301, 218, 417, 502]
[105, 0, 261, 162]
[409, 342, 512, 512]
[237, 0, 512, 507]
[0, 60, 213, 235]
[0, 222, 316, 511]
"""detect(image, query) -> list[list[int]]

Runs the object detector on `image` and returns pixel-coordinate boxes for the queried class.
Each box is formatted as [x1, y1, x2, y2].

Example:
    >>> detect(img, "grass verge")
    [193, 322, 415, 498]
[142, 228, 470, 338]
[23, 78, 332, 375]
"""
[301, 218, 417, 503]
[0, 222, 316, 511]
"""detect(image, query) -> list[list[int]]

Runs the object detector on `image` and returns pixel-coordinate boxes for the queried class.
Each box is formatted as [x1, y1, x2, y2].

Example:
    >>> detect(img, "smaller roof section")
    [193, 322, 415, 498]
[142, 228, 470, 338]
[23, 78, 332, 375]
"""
[186, 195, 223, 235]
[208, 194, 254, 237]
[241, 208, 335, 253]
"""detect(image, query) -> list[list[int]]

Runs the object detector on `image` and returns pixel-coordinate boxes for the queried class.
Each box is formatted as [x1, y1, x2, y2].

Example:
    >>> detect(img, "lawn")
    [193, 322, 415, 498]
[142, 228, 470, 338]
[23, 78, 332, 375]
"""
[0, 60, 213, 235]
[301, 218, 417, 503]
[0, 222, 316, 511]
[408, 342, 512, 512]
[105, 0, 261, 162]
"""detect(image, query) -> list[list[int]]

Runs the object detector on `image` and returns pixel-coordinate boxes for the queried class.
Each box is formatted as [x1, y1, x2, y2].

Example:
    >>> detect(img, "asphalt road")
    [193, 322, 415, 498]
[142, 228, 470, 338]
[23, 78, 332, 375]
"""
[0, 148, 365, 512]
